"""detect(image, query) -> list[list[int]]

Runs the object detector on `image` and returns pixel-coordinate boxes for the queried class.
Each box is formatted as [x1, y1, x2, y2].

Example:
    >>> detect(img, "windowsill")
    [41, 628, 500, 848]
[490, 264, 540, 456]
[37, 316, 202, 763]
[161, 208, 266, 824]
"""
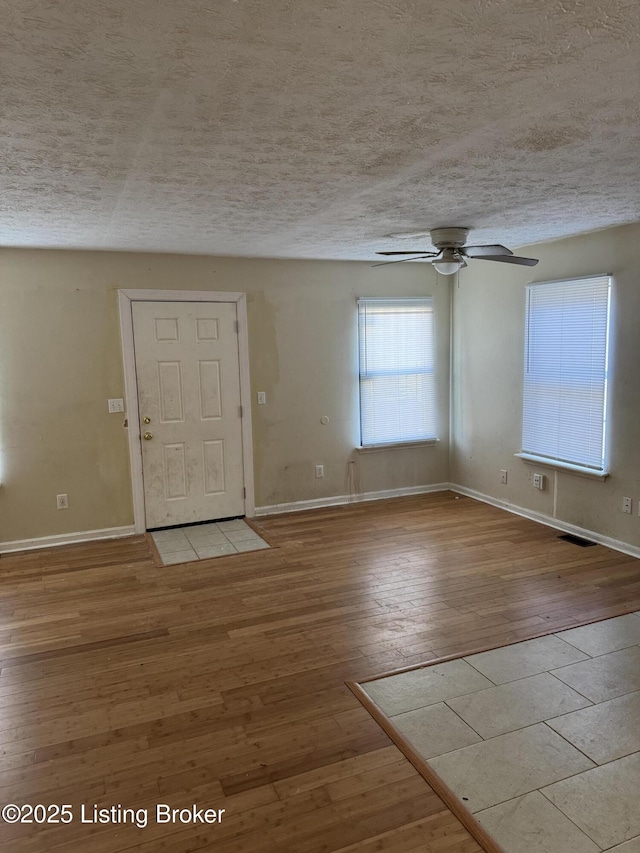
[515, 452, 609, 480]
[357, 439, 439, 453]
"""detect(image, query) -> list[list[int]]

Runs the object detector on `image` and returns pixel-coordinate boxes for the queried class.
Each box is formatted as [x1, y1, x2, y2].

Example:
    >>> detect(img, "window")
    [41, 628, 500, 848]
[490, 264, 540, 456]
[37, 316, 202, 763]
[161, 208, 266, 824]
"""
[521, 275, 611, 474]
[358, 297, 437, 447]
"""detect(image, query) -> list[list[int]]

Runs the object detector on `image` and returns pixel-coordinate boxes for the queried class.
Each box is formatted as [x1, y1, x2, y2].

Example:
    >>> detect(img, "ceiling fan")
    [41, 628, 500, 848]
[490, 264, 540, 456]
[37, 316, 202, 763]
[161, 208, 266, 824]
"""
[375, 227, 539, 275]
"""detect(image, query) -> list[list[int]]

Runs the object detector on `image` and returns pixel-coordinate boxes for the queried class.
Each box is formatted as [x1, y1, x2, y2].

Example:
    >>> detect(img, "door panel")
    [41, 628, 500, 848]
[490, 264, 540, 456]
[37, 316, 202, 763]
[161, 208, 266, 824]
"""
[163, 443, 188, 499]
[132, 301, 245, 528]
[203, 440, 225, 494]
[198, 361, 222, 419]
[157, 361, 184, 422]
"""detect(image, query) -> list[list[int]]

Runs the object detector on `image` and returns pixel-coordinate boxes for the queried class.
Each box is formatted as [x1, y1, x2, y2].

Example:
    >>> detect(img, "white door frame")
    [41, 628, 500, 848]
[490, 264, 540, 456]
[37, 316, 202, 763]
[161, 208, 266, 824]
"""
[118, 289, 255, 534]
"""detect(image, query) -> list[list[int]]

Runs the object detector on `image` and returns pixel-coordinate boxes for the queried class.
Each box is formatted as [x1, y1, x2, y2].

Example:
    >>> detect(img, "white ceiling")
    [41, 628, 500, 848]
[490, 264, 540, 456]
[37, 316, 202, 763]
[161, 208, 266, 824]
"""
[1, 0, 639, 259]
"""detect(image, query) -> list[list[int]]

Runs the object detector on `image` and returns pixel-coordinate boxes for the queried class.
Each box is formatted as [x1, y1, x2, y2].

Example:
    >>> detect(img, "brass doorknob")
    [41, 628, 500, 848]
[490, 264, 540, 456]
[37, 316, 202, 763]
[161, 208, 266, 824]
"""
[143, 416, 151, 424]
[143, 432, 153, 440]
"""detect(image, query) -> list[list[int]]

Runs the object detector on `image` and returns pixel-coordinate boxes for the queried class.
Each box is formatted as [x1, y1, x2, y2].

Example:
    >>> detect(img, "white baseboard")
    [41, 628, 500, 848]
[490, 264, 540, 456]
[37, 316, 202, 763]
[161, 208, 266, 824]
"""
[5, 487, 637, 561]
[0, 525, 136, 555]
[254, 483, 450, 517]
[450, 483, 640, 560]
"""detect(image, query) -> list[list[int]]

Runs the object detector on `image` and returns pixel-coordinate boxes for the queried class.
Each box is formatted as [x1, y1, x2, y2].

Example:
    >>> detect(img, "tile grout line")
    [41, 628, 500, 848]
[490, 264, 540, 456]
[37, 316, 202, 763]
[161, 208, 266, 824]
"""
[544, 670, 595, 705]
[536, 786, 608, 849]
[538, 720, 600, 768]
[441, 699, 488, 742]
[545, 690, 640, 763]
[481, 788, 607, 851]
[461, 656, 501, 686]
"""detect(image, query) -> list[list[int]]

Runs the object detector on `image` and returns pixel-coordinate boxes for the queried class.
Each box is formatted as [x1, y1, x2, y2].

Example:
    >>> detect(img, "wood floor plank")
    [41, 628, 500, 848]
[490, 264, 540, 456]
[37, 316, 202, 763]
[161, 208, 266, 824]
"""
[0, 491, 638, 851]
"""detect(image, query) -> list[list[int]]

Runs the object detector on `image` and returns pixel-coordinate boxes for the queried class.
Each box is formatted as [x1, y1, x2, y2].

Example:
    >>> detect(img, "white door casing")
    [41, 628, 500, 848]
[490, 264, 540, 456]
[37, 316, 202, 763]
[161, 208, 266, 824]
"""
[118, 290, 255, 534]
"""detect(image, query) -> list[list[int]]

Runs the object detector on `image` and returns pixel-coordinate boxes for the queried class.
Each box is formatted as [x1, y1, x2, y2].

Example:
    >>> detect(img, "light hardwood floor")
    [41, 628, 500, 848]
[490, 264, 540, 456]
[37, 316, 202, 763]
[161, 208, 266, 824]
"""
[1, 492, 639, 852]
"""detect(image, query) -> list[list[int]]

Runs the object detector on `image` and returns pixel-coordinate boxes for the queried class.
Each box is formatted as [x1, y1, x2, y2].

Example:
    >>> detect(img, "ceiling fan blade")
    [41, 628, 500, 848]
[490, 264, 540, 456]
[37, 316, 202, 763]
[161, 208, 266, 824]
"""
[372, 254, 437, 267]
[463, 244, 513, 257]
[472, 254, 539, 266]
[376, 250, 437, 256]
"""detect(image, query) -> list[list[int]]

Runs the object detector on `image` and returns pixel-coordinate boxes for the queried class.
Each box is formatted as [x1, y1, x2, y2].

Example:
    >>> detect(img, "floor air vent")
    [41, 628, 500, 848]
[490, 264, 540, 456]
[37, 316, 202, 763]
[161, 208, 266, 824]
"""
[558, 533, 596, 547]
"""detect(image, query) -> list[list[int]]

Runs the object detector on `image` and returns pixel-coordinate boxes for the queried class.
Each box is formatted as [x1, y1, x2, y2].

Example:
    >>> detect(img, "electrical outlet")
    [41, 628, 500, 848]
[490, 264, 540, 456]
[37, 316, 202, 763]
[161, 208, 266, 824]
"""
[108, 398, 125, 413]
[315, 465, 324, 478]
[533, 473, 545, 490]
[623, 497, 632, 514]
[257, 391, 266, 405]
[500, 469, 508, 485]
[56, 494, 69, 510]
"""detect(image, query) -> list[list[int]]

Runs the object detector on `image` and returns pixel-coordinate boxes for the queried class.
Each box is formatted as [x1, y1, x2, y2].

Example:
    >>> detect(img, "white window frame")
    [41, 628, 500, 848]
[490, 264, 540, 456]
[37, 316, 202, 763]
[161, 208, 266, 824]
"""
[517, 274, 612, 478]
[357, 296, 438, 449]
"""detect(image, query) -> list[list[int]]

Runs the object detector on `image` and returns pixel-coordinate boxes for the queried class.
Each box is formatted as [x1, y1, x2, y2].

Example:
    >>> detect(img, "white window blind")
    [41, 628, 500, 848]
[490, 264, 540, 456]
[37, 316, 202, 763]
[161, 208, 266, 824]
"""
[358, 297, 437, 447]
[522, 275, 611, 472]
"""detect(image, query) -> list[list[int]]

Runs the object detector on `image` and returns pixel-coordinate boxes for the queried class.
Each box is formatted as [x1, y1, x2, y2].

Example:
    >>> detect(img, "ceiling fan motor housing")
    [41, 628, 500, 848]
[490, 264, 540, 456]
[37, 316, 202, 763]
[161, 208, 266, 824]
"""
[430, 227, 469, 249]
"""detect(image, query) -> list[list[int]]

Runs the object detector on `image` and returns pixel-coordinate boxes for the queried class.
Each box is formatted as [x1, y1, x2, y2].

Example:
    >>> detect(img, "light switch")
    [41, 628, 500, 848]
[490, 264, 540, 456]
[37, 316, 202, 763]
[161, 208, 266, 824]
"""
[108, 398, 125, 413]
[257, 391, 266, 405]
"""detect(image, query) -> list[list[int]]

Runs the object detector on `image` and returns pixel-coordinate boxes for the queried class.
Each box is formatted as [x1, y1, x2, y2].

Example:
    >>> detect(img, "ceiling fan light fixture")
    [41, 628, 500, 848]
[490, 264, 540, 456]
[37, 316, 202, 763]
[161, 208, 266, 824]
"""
[374, 227, 538, 271]
[432, 250, 462, 276]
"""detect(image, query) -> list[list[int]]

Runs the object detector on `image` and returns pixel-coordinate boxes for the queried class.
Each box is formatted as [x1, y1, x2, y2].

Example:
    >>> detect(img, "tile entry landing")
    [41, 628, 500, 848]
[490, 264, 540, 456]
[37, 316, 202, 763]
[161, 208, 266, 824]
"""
[150, 518, 270, 565]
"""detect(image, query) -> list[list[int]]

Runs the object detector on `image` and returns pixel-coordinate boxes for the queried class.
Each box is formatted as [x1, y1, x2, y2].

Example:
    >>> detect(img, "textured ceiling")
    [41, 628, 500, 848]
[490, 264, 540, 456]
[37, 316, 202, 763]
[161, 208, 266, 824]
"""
[1, 0, 639, 259]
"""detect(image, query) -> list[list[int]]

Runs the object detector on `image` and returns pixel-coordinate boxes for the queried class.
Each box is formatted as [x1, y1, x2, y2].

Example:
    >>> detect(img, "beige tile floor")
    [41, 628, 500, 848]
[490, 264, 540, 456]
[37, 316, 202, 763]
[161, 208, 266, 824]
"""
[362, 611, 640, 853]
[151, 519, 270, 565]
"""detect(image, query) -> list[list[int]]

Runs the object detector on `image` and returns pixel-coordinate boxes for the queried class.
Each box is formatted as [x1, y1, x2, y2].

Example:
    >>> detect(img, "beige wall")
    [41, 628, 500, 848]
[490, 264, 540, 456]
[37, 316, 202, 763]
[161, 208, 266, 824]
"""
[4, 221, 636, 549]
[0, 250, 450, 543]
[451, 222, 640, 549]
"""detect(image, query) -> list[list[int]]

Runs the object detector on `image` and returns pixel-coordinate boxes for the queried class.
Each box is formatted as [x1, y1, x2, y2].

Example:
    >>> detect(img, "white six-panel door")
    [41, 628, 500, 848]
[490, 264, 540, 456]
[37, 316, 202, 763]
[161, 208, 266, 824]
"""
[132, 301, 245, 529]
